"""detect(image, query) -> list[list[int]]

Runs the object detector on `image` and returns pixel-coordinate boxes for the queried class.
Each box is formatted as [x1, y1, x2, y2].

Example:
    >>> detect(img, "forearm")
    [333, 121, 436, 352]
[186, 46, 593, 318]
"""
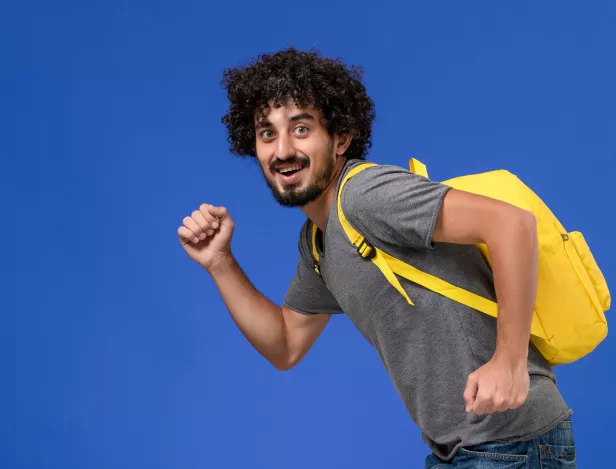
[487, 212, 538, 364]
[207, 255, 290, 368]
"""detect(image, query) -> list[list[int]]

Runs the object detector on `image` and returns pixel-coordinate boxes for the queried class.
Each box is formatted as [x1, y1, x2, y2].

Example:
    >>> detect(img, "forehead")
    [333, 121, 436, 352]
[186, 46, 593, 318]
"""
[254, 100, 323, 126]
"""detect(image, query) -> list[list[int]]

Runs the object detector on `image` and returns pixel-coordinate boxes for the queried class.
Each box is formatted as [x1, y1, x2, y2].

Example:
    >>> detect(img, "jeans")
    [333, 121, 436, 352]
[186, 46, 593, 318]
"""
[425, 418, 575, 468]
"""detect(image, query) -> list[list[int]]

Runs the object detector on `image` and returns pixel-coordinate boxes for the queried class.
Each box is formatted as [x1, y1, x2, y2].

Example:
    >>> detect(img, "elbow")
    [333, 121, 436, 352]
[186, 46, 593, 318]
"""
[272, 359, 296, 372]
[486, 207, 537, 246]
[505, 208, 538, 249]
[518, 209, 537, 239]
[271, 354, 300, 372]
[273, 362, 294, 372]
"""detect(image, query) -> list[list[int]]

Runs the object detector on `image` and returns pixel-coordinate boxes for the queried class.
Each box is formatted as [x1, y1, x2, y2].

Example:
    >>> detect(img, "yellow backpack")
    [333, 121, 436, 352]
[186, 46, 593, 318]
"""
[315, 159, 610, 365]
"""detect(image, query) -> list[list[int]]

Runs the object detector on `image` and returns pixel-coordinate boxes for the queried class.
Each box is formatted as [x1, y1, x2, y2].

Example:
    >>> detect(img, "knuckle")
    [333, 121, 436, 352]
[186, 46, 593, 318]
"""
[183, 216, 192, 225]
[192, 210, 201, 218]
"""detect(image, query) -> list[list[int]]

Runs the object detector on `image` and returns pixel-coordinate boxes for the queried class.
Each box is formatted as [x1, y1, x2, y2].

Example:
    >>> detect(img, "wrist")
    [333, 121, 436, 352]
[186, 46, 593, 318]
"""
[204, 251, 235, 276]
[493, 349, 528, 369]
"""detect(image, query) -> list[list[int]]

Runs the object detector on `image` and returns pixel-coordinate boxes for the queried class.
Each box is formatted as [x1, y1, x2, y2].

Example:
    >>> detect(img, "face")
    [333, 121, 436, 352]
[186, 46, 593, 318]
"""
[254, 101, 349, 207]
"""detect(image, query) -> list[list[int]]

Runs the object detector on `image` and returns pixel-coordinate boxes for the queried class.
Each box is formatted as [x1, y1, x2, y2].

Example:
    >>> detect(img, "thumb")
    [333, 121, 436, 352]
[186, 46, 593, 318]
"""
[210, 205, 229, 222]
[464, 373, 478, 412]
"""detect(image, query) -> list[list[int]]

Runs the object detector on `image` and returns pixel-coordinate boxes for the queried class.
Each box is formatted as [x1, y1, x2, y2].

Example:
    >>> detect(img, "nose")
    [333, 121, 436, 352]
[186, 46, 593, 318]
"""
[274, 133, 295, 161]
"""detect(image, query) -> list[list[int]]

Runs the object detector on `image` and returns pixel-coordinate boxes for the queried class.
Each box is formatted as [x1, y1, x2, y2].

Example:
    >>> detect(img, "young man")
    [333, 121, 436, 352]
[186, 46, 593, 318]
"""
[178, 48, 575, 467]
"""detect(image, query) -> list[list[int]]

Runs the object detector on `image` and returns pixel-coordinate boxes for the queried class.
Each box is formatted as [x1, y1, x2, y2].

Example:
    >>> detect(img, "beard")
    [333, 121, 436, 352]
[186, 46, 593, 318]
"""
[262, 139, 337, 207]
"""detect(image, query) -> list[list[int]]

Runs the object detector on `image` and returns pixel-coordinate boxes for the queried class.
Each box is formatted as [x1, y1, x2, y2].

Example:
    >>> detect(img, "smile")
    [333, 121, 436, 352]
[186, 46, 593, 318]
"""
[275, 162, 308, 184]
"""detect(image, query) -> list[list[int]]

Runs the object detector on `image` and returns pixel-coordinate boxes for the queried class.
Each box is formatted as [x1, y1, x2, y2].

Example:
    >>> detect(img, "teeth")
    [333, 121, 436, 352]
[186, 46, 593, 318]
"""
[279, 165, 303, 174]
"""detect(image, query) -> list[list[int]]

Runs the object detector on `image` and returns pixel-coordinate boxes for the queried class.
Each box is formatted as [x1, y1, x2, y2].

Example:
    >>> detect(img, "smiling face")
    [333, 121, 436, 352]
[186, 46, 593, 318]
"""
[254, 101, 349, 207]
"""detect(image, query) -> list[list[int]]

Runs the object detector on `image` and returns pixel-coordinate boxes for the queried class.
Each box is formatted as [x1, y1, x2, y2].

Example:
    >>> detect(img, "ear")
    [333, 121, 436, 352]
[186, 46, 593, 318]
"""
[334, 133, 353, 157]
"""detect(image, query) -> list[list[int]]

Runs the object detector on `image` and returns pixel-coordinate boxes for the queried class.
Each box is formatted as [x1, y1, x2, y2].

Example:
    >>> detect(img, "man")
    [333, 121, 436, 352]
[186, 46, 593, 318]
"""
[178, 48, 575, 467]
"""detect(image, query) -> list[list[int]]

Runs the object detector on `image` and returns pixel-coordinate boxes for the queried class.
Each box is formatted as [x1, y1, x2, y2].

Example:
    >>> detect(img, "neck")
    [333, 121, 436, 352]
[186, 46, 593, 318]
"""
[300, 158, 346, 232]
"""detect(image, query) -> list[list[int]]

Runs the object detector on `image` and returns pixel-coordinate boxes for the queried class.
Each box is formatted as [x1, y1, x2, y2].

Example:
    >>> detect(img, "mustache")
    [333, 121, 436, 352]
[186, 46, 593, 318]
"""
[269, 156, 310, 173]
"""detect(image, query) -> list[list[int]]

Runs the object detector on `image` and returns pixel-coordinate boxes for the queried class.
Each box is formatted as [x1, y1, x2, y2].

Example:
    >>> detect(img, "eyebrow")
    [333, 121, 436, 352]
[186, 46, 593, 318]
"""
[255, 112, 316, 130]
[289, 112, 315, 123]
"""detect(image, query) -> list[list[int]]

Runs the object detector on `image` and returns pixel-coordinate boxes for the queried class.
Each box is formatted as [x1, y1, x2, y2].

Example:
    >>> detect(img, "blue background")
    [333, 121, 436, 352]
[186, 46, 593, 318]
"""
[2, 1, 614, 468]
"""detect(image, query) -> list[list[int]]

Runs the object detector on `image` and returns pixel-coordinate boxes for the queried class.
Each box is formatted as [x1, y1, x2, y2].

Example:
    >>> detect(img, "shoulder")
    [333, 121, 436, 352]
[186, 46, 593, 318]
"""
[348, 162, 416, 184]
[337, 160, 453, 249]
[340, 162, 438, 212]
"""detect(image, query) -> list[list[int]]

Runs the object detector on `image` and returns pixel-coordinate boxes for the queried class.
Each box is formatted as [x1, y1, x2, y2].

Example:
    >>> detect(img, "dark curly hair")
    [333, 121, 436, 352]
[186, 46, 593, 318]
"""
[221, 48, 376, 161]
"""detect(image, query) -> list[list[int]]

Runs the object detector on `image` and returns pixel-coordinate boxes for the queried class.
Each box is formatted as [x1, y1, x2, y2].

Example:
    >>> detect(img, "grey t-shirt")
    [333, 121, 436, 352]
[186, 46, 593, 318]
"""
[283, 159, 571, 461]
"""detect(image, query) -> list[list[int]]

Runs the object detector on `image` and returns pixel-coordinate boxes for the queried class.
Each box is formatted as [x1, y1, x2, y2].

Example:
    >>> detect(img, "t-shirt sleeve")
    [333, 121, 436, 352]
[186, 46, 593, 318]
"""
[342, 164, 452, 250]
[283, 222, 343, 316]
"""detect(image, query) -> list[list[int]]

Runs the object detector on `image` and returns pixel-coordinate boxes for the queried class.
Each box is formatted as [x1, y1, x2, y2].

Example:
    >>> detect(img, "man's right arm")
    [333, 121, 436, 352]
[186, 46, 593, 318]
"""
[208, 255, 331, 371]
[178, 204, 331, 371]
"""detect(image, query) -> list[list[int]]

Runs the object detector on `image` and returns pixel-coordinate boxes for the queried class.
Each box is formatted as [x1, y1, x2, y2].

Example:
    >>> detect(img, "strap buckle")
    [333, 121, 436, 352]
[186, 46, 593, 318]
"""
[357, 239, 376, 260]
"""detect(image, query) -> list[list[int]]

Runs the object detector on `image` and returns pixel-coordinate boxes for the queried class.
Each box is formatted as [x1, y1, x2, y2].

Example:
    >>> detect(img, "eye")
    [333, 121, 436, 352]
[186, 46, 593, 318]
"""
[294, 126, 308, 135]
[260, 130, 274, 140]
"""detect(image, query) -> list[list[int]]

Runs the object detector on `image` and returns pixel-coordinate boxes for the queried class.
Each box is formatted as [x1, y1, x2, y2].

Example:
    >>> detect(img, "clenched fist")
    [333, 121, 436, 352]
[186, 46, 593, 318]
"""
[178, 204, 234, 271]
[464, 356, 530, 415]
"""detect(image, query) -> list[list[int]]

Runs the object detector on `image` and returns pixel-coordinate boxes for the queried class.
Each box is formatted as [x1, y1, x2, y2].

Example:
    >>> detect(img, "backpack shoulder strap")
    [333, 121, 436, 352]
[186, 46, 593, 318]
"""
[310, 223, 322, 275]
[336, 162, 416, 306]
[409, 158, 429, 178]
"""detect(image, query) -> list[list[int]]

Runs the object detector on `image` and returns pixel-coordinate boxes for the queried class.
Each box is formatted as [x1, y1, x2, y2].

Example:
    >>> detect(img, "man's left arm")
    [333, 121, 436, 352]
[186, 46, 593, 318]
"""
[432, 188, 538, 415]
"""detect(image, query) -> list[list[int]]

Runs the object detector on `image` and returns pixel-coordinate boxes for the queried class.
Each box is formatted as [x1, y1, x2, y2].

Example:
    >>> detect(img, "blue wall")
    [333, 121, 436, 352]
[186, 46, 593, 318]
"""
[2, 1, 614, 467]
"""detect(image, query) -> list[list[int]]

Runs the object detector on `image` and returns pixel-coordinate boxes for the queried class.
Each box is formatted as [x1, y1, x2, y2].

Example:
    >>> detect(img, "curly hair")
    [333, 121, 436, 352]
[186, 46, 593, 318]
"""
[221, 48, 376, 161]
